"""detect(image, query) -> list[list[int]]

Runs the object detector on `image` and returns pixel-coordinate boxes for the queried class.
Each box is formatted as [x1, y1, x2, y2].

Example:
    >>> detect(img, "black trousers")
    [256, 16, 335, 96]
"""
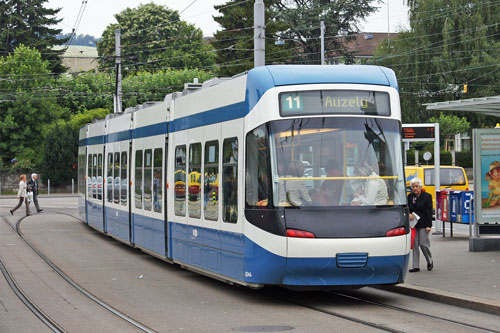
[33, 193, 41, 211]
[12, 197, 30, 215]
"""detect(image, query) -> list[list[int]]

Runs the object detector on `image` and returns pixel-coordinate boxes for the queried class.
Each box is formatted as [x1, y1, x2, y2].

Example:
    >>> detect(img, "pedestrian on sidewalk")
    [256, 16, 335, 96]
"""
[10, 174, 31, 216]
[408, 178, 433, 272]
[27, 173, 43, 213]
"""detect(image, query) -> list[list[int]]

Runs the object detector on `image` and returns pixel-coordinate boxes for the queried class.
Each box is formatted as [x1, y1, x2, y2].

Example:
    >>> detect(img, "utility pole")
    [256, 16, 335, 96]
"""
[254, 0, 265, 68]
[114, 28, 122, 113]
[320, 21, 325, 65]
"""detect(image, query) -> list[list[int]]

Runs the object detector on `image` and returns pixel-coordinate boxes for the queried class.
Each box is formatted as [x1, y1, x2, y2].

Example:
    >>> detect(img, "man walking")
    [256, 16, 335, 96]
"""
[27, 173, 43, 213]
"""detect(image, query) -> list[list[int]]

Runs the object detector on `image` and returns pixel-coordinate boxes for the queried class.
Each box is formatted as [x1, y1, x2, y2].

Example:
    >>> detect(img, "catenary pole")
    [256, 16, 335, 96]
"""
[320, 21, 325, 65]
[254, 0, 265, 67]
[115, 29, 122, 113]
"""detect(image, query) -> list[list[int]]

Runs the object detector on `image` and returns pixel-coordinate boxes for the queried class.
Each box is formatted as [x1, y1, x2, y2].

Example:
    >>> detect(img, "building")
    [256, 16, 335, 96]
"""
[53, 45, 99, 74]
[329, 32, 399, 64]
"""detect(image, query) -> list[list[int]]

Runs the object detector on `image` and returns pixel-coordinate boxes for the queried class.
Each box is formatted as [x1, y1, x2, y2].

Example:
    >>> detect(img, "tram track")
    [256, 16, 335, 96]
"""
[328, 290, 500, 333]
[262, 287, 499, 333]
[0, 214, 156, 333]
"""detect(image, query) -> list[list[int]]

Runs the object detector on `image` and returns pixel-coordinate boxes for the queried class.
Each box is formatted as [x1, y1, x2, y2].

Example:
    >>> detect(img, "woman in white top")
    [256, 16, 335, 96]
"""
[10, 174, 31, 216]
[351, 164, 388, 206]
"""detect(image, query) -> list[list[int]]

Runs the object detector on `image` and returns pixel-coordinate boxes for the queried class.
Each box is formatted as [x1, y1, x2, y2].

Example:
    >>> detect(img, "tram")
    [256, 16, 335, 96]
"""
[78, 65, 410, 288]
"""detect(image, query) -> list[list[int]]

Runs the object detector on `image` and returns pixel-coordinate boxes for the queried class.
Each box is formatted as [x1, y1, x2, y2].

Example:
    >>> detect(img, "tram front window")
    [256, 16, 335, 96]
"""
[269, 117, 406, 208]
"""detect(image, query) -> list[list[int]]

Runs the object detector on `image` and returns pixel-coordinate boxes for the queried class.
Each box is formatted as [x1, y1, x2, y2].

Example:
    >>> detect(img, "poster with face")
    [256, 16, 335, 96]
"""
[475, 130, 500, 221]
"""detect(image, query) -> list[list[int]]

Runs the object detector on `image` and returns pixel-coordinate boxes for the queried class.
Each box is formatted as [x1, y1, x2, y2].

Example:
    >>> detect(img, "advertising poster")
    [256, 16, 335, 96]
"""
[474, 129, 500, 222]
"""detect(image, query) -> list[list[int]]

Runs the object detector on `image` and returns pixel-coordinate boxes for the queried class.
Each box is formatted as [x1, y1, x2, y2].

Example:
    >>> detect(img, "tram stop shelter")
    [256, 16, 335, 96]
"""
[425, 96, 500, 251]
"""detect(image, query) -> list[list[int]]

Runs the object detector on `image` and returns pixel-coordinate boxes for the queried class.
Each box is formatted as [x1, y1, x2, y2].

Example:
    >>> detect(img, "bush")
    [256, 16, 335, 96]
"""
[406, 150, 472, 168]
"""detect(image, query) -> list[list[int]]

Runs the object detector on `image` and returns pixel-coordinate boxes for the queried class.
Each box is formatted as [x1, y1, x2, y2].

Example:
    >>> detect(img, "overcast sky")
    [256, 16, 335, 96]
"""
[46, 0, 409, 39]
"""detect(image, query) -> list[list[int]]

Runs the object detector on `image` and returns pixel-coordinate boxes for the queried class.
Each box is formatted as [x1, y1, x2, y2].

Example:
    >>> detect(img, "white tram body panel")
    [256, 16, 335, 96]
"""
[104, 112, 132, 243]
[86, 120, 105, 231]
[79, 65, 410, 288]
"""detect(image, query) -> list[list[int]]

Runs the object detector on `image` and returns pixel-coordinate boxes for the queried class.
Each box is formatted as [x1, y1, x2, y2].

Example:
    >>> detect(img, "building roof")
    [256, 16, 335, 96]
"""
[53, 45, 98, 58]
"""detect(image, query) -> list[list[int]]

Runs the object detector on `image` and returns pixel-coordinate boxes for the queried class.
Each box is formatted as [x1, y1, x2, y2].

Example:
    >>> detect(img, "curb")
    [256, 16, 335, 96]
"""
[377, 284, 500, 316]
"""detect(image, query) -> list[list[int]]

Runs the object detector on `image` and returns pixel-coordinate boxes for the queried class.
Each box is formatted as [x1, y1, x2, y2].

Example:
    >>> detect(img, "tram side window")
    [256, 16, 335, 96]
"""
[114, 152, 120, 204]
[87, 155, 92, 197]
[107, 153, 113, 202]
[174, 146, 186, 216]
[204, 141, 219, 221]
[121, 152, 127, 206]
[135, 150, 143, 209]
[97, 154, 103, 200]
[223, 138, 238, 223]
[144, 149, 153, 211]
[153, 148, 162, 213]
[189, 143, 202, 219]
[92, 154, 97, 199]
[245, 125, 271, 208]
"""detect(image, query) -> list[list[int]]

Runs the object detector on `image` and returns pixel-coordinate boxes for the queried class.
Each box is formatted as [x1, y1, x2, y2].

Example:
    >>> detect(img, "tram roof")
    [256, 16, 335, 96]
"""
[425, 96, 500, 117]
[250, 65, 398, 89]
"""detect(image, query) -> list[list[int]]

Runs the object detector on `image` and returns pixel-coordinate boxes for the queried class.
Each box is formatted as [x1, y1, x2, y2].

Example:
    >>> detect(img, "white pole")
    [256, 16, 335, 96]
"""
[48, 179, 50, 196]
[320, 21, 325, 65]
[72, 178, 74, 195]
[434, 123, 441, 234]
[115, 29, 122, 113]
[254, 0, 265, 68]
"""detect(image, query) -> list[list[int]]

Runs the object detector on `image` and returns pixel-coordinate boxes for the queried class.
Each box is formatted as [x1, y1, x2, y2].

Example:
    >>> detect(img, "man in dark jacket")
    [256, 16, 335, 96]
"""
[27, 173, 43, 213]
[408, 177, 433, 272]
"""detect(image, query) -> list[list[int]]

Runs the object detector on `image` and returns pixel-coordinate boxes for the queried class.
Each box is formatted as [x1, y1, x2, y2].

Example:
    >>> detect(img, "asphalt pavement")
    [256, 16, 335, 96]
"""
[1, 195, 499, 316]
[381, 221, 500, 315]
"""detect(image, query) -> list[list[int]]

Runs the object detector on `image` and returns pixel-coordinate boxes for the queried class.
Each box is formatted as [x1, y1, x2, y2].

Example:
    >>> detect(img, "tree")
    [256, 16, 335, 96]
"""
[273, 0, 380, 65]
[429, 114, 469, 150]
[40, 108, 109, 186]
[372, 0, 500, 128]
[0, 0, 67, 74]
[212, 0, 293, 76]
[96, 3, 216, 75]
[122, 69, 215, 108]
[0, 45, 66, 167]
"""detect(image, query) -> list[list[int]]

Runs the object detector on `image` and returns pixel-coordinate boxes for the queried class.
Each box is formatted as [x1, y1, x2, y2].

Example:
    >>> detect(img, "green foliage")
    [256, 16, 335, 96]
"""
[372, 0, 500, 129]
[57, 73, 114, 113]
[0, 0, 67, 74]
[40, 123, 78, 186]
[406, 150, 472, 168]
[0, 45, 66, 167]
[40, 108, 109, 186]
[456, 151, 473, 168]
[429, 114, 469, 146]
[273, 0, 379, 65]
[212, 0, 293, 76]
[97, 3, 216, 75]
[122, 69, 215, 108]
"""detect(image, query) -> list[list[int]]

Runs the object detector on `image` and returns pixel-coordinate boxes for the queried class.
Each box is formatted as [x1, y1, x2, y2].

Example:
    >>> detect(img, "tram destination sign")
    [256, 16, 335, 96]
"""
[402, 125, 435, 142]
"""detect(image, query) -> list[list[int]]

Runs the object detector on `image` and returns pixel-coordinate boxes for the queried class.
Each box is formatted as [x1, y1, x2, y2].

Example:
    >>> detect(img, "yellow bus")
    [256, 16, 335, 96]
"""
[405, 165, 469, 209]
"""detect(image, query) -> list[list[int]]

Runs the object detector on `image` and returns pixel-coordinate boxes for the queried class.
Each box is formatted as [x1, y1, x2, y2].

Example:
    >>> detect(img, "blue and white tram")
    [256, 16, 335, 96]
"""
[78, 65, 410, 288]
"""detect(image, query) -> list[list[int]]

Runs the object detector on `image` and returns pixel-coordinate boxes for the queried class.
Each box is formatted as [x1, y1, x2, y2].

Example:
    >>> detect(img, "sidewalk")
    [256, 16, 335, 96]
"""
[381, 229, 500, 315]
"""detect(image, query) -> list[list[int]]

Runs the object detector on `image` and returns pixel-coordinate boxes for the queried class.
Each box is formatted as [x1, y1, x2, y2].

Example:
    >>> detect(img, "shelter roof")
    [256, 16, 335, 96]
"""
[425, 96, 500, 117]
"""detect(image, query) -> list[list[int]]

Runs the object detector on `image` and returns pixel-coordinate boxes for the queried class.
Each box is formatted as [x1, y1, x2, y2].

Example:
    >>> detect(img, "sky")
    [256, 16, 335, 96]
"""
[47, 0, 409, 39]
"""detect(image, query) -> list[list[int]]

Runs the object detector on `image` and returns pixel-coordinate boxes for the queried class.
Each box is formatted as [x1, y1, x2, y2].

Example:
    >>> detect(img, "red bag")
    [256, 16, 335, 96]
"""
[410, 228, 416, 249]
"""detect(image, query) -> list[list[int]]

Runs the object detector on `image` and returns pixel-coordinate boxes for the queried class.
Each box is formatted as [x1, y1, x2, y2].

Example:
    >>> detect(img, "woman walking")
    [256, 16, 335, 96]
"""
[408, 177, 434, 272]
[10, 174, 31, 216]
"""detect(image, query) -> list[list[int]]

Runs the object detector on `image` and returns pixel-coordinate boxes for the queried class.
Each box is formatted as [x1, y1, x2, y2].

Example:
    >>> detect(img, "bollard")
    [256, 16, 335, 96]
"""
[72, 179, 74, 195]
[48, 179, 50, 196]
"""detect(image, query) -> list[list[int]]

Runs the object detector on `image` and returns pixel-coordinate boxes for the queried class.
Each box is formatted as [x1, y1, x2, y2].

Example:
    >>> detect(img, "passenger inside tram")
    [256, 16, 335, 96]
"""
[278, 160, 312, 207]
